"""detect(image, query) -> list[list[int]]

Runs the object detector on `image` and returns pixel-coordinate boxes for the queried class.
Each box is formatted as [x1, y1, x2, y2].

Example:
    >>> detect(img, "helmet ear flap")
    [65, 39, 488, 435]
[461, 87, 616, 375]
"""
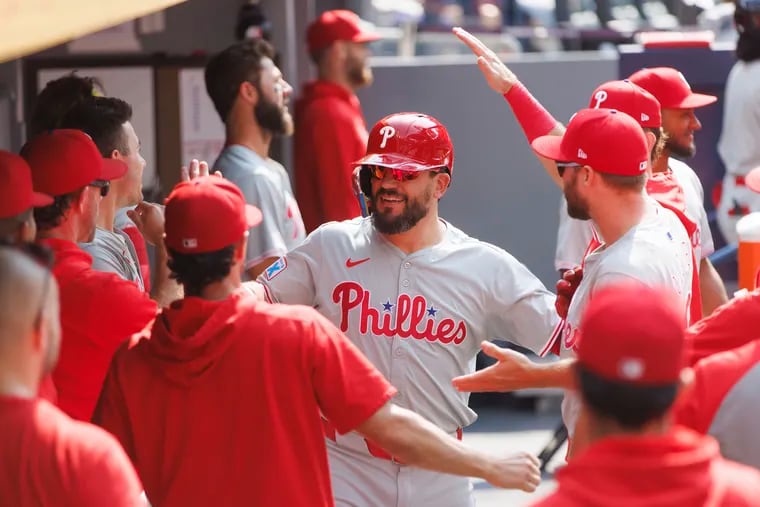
[359, 165, 373, 198]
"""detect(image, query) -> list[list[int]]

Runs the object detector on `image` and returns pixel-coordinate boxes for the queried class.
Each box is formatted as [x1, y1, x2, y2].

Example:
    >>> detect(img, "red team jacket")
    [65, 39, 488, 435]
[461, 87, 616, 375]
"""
[294, 80, 367, 232]
[94, 290, 396, 507]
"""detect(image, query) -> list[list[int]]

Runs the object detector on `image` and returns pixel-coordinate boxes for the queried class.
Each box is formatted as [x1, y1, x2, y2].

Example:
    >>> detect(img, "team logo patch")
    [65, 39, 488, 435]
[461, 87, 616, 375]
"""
[592, 90, 608, 108]
[641, 113, 650, 122]
[264, 257, 287, 280]
[378, 125, 396, 149]
[618, 358, 644, 380]
[577, 148, 588, 160]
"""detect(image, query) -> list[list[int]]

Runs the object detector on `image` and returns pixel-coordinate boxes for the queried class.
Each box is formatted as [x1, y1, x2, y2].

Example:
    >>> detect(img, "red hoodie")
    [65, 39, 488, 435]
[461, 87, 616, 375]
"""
[293, 80, 367, 232]
[94, 290, 396, 507]
[532, 427, 760, 507]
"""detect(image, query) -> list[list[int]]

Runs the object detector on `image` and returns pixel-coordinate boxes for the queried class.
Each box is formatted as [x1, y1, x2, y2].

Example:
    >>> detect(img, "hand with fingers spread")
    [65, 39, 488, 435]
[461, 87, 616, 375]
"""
[127, 202, 165, 246]
[484, 451, 542, 492]
[180, 159, 222, 182]
[555, 266, 584, 319]
[452, 341, 540, 393]
[452, 27, 519, 94]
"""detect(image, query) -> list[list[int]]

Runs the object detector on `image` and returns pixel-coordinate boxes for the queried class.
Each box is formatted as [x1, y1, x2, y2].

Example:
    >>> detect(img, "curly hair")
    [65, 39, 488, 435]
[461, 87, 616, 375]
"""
[33, 190, 83, 231]
[29, 73, 103, 137]
[167, 245, 236, 296]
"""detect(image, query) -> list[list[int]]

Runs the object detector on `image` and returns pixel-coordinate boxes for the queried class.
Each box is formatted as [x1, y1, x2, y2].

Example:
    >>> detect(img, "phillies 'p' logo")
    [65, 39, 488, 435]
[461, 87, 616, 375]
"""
[379, 125, 396, 149]
[592, 90, 608, 109]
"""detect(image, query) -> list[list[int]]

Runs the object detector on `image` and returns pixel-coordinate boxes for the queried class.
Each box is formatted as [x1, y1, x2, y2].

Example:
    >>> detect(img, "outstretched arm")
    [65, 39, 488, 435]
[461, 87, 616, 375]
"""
[452, 341, 575, 392]
[357, 402, 541, 492]
[453, 27, 565, 188]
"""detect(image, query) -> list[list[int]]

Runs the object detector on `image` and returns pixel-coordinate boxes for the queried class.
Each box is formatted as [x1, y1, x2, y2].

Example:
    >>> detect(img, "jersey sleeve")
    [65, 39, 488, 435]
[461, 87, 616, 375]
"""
[685, 288, 760, 365]
[688, 170, 715, 258]
[94, 277, 157, 345]
[234, 171, 290, 267]
[555, 199, 593, 271]
[306, 309, 397, 434]
[92, 343, 137, 465]
[256, 229, 322, 306]
[486, 250, 560, 354]
[307, 103, 364, 222]
[75, 426, 144, 507]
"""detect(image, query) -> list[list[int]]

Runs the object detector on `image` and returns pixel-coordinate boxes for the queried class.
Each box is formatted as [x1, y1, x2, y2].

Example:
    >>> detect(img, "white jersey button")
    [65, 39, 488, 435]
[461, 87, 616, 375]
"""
[401, 279, 410, 287]
[403, 262, 411, 269]
[394, 348, 404, 358]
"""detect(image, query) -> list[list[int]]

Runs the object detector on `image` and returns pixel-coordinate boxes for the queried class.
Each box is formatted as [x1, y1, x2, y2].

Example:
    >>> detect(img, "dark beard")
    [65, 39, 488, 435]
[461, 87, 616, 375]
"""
[665, 137, 695, 159]
[372, 188, 430, 234]
[347, 62, 372, 89]
[254, 96, 292, 137]
[566, 200, 591, 220]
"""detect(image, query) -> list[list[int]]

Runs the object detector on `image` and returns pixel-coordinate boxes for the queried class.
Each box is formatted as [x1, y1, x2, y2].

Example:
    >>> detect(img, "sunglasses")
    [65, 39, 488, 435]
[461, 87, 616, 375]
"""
[556, 162, 583, 178]
[89, 180, 110, 197]
[367, 165, 442, 182]
[0, 241, 54, 328]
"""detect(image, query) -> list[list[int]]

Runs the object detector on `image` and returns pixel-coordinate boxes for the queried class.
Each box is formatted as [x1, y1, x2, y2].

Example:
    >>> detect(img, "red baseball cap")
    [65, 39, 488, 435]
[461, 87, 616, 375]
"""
[164, 176, 263, 254]
[576, 281, 687, 385]
[746, 166, 760, 193]
[531, 108, 649, 176]
[21, 129, 128, 197]
[628, 67, 717, 109]
[0, 151, 53, 219]
[307, 9, 381, 54]
[587, 80, 662, 128]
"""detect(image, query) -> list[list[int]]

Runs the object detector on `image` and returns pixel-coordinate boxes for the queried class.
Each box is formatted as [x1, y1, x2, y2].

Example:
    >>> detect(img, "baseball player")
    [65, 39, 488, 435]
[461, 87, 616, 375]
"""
[249, 112, 558, 506]
[532, 282, 760, 506]
[205, 39, 306, 280]
[94, 176, 541, 507]
[453, 108, 694, 459]
[717, 0, 760, 243]
[452, 29, 715, 318]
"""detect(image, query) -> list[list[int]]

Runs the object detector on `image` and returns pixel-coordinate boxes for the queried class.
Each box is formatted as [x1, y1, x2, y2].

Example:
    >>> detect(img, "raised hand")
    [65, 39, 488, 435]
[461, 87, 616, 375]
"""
[180, 159, 222, 182]
[452, 27, 519, 94]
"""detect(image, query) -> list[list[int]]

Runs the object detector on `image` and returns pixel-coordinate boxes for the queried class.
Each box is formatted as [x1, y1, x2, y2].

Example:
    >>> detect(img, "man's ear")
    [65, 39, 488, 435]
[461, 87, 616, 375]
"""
[433, 171, 452, 199]
[238, 80, 258, 105]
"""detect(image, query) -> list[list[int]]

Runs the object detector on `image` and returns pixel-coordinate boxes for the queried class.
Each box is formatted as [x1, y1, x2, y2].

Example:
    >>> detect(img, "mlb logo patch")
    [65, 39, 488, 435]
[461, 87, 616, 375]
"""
[182, 238, 198, 249]
[264, 257, 288, 280]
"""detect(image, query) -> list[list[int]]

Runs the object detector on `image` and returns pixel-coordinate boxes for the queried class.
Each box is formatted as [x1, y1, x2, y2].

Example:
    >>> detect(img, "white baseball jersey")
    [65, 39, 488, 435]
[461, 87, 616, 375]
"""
[717, 60, 760, 243]
[554, 158, 714, 271]
[259, 216, 558, 506]
[549, 200, 694, 435]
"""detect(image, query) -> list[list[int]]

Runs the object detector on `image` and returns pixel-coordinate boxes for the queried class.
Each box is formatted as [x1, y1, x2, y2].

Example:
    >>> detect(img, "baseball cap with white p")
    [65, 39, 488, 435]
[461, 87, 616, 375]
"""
[588, 80, 662, 129]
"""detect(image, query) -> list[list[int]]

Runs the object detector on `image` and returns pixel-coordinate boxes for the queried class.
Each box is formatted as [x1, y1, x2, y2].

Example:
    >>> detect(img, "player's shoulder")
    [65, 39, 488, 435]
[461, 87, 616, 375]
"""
[214, 145, 271, 179]
[34, 400, 125, 456]
[668, 158, 702, 186]
[247, 300, 335, 338]
[308, 216, 371, 243]
[439, 219, 519, 260]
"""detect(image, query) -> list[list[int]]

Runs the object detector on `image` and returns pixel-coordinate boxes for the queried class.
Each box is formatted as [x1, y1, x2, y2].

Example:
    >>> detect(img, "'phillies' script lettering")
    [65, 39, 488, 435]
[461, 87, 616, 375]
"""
[332, 281, 467, 345]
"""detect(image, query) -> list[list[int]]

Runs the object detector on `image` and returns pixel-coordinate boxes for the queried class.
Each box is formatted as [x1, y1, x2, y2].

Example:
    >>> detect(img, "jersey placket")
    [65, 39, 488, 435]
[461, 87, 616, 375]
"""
[387, 257, 414, 408]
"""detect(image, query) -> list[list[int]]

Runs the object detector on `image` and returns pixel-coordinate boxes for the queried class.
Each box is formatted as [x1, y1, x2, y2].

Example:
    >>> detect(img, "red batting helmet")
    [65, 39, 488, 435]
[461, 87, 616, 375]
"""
[355, 112, 454, 174]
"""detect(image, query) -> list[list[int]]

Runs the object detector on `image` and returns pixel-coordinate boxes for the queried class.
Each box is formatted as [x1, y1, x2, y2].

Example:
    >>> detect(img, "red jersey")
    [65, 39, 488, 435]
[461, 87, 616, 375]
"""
[532, 427, 760, 506]
[294, 80, 367, 232]
[41, 238, 158, 420]
[674, 339, 760, 468]
[0, 396, 142, 507]
[685, 288, 760, 365]
[94, 290, 396, 507]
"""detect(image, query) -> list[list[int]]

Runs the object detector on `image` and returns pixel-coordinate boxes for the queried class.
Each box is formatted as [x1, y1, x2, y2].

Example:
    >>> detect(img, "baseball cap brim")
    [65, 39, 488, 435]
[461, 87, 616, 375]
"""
[531, 135, 568, 162]
[245, 204, 263, 228]
[354, 153, 441, 171]
[352, 32, 382, 43]
[746, 167, 760, 194]
[99, 159, 129, 181]
[30, 191, 54, 207]
[674, 93, 717, 109]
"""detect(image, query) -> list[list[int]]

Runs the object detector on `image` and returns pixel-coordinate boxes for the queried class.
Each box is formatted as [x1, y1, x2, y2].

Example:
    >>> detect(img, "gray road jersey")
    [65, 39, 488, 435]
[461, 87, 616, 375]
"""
[213, 145, 305, 270]
[259, 217, 558, 433]
[79, 227, 144, 291]
[557, 201, 693, 434]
